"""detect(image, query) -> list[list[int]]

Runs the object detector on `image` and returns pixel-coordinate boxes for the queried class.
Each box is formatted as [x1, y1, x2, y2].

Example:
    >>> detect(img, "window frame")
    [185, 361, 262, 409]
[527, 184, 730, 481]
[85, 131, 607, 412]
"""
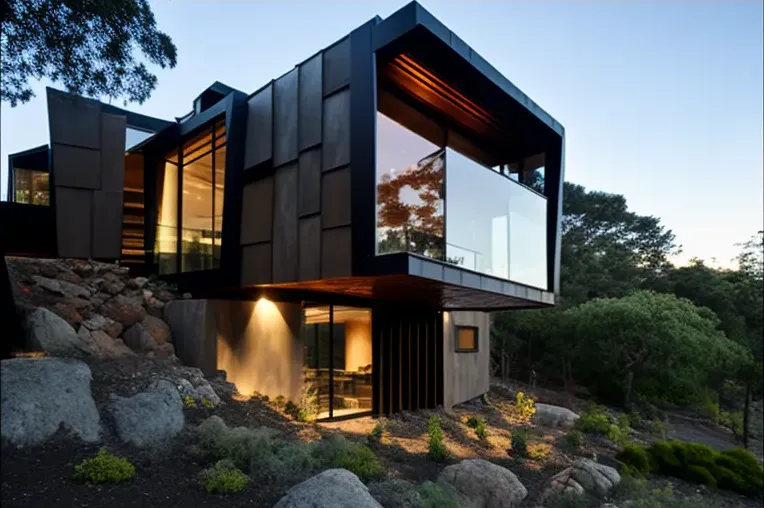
[454, 325, 479, 353]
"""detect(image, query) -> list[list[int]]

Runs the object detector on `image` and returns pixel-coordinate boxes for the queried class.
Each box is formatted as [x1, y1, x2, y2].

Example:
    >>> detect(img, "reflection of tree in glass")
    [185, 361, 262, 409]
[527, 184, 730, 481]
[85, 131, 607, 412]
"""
[377, 149, 445, 259]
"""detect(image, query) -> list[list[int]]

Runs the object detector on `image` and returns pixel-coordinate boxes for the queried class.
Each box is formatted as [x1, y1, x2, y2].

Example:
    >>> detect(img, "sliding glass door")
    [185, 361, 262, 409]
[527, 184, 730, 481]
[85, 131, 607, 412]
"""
[302, 304, 372, 419]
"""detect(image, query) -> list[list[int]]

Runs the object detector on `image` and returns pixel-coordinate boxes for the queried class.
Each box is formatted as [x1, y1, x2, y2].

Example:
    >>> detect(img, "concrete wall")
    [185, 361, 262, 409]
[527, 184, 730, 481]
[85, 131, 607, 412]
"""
[442, 311, 490, 408]
[47, 88, 126, 260]
[164, 298, 304, 402]
[240, 37, 353, 285]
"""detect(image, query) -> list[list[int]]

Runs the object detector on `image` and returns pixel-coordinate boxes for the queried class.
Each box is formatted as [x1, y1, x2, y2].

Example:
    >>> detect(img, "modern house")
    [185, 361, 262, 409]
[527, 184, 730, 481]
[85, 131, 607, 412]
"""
[2, 2, 564, 419]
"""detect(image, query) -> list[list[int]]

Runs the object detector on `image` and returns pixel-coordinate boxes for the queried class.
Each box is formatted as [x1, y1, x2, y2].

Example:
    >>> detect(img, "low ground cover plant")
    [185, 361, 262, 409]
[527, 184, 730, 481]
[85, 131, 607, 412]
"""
[576, 404, 630, 446]
[616, 440, 764, 497]
[509, 428, 528, 457]
[73, 448, 135, 484]
[368, 418, 386, 445]
[427, 415, 447, 461]
[198, 459, 250, 494]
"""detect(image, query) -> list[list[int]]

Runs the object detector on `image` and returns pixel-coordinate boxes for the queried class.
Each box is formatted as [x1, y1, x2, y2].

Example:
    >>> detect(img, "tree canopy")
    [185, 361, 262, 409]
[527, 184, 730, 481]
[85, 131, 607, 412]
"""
[1, 0, 177, 106]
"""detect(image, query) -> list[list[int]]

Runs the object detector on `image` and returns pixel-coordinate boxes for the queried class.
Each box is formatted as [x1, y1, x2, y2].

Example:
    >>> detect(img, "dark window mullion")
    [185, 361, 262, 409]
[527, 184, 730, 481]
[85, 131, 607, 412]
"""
[329, 305, 334, 419]
[176, 145, 183, 273]
[211, 127, 216, 267]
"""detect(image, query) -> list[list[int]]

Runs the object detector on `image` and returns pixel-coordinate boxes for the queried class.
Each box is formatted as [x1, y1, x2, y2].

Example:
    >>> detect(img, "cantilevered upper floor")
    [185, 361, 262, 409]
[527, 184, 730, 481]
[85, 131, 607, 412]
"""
[2, 1, 564, 311]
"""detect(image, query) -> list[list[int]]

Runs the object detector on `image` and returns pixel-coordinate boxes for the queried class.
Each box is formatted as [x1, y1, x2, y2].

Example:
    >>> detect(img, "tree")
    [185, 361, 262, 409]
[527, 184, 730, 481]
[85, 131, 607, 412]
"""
[1, 0, 177, 106]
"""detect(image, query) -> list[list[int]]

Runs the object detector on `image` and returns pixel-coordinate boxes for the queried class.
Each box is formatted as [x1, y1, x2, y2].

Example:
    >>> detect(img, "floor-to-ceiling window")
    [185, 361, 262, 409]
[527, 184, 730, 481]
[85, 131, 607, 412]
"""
[303, 304, 372, 419]
[154, 119, 226, 274]
[13, 168, 49, 206]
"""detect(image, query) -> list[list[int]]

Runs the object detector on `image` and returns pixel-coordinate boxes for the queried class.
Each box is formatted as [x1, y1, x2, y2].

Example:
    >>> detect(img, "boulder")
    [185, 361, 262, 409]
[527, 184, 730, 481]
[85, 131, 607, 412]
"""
[533, 403, 580, 428]
[123, 323, 158, 353]
[151, 342, 176, 359]
[1, 358, 101, 447]
[107, 379, 184, 448]
[52, 302, 84, 327]
[80, 328, 135, 359]
[368, 479, 423, 508]
[195, 381, 221, 406]
[31, 275, 90, 299]
[25, 307, 99, 357]
[140, 315, 171, 344]
[99, 294, 146, 328]
[436, 459, 527, 508]
[101, 280, 126, 295]
[81, 314, 124, 339]
[273, 469, 383, 508]
[128, 277, 149, 289]
[540, 459, 621, 502]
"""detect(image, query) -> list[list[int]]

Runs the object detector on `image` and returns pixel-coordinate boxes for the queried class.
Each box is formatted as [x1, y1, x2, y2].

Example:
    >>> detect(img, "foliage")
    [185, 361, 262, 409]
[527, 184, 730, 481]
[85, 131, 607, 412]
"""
[514, 392, 536, 420]
[426, 415, 447, 461]
[509, 428, 528, 457]
[563, 429, 582, 451]
[650, 419, 668, 441]
[1, 0, 177, 106]
[613, 478, 724, 508]
[698, 391, 720, 422]
[368, 418, 386, 445]
[274, 395, 286, 410]
[465, 416, 480, 429]
[313, 435, 384, 482]
[616, 440, 764, 497]
[719, 410, 744, 438]
[198, 459, 250, 494]
[576, 405, 611, 435]
[617, 444, 653, 474]
[201, 397, 214, 409]
[295, 382, 319, 422]
[418, 481, 459, 508]
[183, 395, 197, 408]
[527, 441, 552, 460]
[73, 448, 135, 484]
[474, 418, 488, 442]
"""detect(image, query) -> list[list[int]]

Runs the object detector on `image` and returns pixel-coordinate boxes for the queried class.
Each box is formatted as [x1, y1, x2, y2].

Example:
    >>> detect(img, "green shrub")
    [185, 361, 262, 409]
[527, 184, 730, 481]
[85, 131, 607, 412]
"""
[514, 392, 536, 420]
[721, 447, 762, 471]
[198, 459, 250, 494]
[274, 395, 286, 410]
[564, 429, 582, 451]
[73, 449, 135, 484]
[474, 418, 488, 442]
[183, 394, 197, 408]
[368, 418, 386, 445]
[617, 444, 652, 474]
[296, 382, 319, 422]
[686, 464, 717, 488]
[201, 397, 214, 409]
[651, 418, 667, 440]
[418, 481, 459, 508]
[575, 405, 611, 435]
[313, 435, 383, 482]
[465, 416, 480, 429]
[699, 394, 720, 423]
[427, 415, 447, 461]
[719, 411, 744, 437]
[649, 442, 681, 472]
[510, 428, 528, 457]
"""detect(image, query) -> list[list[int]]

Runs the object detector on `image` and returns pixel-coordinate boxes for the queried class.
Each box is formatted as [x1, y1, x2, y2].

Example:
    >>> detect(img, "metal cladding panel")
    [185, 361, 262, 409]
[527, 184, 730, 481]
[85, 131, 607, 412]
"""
[323, 37, 351, 96]
[298, 215, 321, 281]
[321, 166, 351, 229]
[240, 177, 274, 245]
[47, 88, 101, 149]
[273, 69, 299, 167]
[321, 226, 351, 278]
[56, 187, 93, 259]
[241, 242, 272, 285]
[244, 84, 273, 169]
[298, 148, 321, 217]
[52, 144, 101, 189]
[100, 113, 127, 192]
[299, 54, 323, 151]
[322, 89, 351, 171]
[92, 190, 123, 259]
[272, 163, 299, 283]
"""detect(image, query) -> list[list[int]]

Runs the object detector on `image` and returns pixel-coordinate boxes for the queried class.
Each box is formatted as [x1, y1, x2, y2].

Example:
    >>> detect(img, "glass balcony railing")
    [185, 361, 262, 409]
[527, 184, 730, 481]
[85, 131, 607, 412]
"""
[445, 148, 547, 290]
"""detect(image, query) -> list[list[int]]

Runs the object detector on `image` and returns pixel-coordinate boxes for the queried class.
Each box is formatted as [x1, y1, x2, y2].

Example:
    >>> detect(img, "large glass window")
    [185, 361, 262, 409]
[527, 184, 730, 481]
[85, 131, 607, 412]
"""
[302, 304, 372, 419]
[13, 168, 49, 205]
[153, 119, 226, 274]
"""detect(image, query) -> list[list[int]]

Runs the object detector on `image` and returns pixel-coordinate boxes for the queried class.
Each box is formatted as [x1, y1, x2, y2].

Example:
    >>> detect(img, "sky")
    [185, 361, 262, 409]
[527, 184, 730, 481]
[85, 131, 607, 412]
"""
[1, 0, 762, 268]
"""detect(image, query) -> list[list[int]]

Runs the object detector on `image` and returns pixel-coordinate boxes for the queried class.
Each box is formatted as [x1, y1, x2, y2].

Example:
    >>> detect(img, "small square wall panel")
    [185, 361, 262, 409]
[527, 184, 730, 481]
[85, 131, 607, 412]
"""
[244, 84, 273, 170]
[52, 144, 101, 190]
[47, 88, 101, 149]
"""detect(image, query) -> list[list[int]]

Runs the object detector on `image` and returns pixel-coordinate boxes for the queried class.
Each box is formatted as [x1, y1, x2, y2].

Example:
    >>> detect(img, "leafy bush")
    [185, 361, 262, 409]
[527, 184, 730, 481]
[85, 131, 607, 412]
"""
[614, 440, 764, 497]
[514, 392, 536, 420]
[617, 444, 652, 474]
[699, 393, 720, 423]
[274, 395, 286, 410]
[198, 459, 250, 494]
[183, 394, 197, 408]
[418, 481, 459, 508]
[576, 405, 611, 435]
[564, 429, 582, 451]
[510, 428, 528, 457]
[201, 397, 214, 409]
[474, 418, 488, 442]
[313, 435, 383, 482]
[296, 382, 319, 422]
[527, 442, 552, 460]
[73, 448, 135, 484]
[614, 480, 725, 508]
[465, 416, 480, 429]
[427, 416, 447, 461]
[368, 418, 386, 445]
[650, 418, 667, 440]
[719, 411, 744, 437]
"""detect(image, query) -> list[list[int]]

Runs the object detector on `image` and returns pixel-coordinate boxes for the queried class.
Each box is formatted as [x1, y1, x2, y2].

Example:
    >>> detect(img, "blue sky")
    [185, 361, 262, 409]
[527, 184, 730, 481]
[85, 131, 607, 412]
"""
[1, 1, 762, 267]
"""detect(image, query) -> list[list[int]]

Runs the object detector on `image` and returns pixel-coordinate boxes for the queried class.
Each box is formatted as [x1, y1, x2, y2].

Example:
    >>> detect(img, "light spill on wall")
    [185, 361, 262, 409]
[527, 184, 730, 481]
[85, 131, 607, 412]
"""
[215, 298, 303, 401]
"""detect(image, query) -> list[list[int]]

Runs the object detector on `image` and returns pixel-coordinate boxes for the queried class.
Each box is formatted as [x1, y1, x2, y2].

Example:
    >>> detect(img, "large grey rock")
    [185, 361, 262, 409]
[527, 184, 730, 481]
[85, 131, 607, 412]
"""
[79, 328, 135, 359]
[273, 469, 383, 508]
[140, 315, 171, 344]
[540, 458, 621, 502]
[31, 275, 91, 299]
[533, 403, 580, 428]
[25, 307, 99, 357]
[437, 459, 527, 508]
[81, 313, 123, 339]
[1, 358, 101, 446]
[107, 379, 184, 448]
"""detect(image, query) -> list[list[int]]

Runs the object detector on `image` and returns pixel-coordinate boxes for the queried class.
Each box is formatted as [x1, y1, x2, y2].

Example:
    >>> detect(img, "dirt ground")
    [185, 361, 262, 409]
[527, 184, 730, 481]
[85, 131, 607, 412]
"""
[2, 369, 762, 508]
